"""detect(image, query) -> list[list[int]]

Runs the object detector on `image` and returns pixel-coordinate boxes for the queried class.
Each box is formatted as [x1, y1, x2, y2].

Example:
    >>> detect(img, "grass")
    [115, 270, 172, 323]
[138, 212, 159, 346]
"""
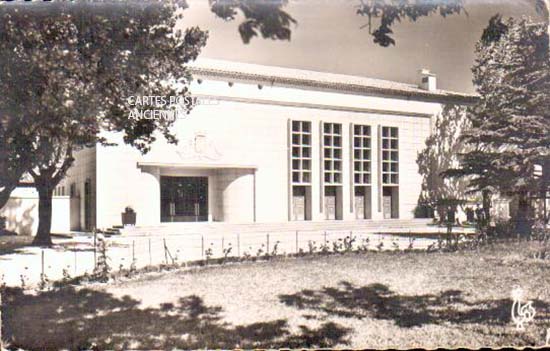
[2, 240, 550, 350]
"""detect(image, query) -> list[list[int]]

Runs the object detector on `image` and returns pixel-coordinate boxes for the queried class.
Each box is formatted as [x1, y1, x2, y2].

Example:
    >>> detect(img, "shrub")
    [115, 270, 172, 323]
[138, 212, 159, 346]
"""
[270, 241, 280, 257]
[256, 244, 265, 258]
[222, 244, 233, 263]
[357, 237, 370, 252]
[308, 240, 318, 254]
[204, 243, 215, 263]
[319, 240, 330, 254]
[332, 239, 343, 253]
[343, 235, 356, 252]
[92, 238, 111, 282]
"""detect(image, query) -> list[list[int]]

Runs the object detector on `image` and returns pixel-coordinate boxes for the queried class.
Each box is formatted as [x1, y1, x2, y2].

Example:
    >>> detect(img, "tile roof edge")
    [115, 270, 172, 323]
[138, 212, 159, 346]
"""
[188, 64, 479, 105]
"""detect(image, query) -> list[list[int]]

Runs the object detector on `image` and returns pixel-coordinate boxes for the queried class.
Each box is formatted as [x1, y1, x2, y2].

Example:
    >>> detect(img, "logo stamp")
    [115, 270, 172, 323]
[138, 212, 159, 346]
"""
[511, 286, 536, 331]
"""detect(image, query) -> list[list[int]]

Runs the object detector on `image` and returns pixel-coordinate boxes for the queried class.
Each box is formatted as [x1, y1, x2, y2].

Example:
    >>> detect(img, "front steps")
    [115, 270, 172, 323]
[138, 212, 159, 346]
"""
[98, 225, 123, 236]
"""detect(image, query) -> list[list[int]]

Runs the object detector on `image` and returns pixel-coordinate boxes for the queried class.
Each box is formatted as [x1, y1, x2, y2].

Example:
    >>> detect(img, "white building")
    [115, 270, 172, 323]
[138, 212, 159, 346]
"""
[2, 59, 476, 234]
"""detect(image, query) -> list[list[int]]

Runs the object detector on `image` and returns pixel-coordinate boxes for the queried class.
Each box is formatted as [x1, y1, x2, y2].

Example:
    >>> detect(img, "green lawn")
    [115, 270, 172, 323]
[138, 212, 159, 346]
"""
[3, 240, 550, 350]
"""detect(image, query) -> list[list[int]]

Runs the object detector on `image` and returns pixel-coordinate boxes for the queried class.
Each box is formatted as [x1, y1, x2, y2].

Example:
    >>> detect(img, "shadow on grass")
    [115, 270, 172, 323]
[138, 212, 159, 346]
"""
[2, 286, 349, 350]
[279, 281, 550, 328]
[0, 235, 35, 256]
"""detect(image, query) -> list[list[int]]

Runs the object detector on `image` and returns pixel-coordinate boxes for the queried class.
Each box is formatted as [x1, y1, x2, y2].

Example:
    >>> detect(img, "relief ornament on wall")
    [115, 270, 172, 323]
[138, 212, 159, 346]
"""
[176, 132, 223, 161]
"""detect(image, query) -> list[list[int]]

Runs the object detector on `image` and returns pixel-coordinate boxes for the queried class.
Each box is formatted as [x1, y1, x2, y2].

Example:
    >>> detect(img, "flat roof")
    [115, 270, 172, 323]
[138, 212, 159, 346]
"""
[188, 58, 478, 105]
[137, 162, 258, 170]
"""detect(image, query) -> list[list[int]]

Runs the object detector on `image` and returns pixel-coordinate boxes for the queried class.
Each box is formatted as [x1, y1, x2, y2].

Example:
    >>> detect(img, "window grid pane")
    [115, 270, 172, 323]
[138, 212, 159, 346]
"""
[291, 121, 312, 185]
[381, 126, 398, 185]
[352, 124, 371, 185]
[323, 122, 342, 185]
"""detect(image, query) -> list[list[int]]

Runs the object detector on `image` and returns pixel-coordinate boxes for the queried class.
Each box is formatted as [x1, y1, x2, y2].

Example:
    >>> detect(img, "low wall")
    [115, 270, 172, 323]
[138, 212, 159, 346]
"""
[1, 188, 70, 236]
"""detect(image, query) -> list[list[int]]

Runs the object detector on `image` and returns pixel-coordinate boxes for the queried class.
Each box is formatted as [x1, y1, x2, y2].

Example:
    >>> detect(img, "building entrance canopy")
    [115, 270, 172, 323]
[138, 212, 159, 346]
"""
[137, 162, 257, 171]
[138, 162, 257, 223]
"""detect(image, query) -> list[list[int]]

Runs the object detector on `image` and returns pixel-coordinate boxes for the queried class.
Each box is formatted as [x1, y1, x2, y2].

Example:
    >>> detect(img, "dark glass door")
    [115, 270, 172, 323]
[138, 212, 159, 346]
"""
[161, 176, 208, 222]
[84, 179, 92, 230]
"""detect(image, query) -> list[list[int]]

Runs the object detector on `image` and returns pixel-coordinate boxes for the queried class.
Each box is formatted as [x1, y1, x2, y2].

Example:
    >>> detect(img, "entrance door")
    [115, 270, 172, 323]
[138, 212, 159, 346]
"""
[325, 187, 337, 220]
[382, 186, 398, 219]
[161, 176, 208, 222]
[292, 187, 306, 221]
[383, 195, 392, 219]
[84, 179, 92, 230]
[355, 187, 365, 219]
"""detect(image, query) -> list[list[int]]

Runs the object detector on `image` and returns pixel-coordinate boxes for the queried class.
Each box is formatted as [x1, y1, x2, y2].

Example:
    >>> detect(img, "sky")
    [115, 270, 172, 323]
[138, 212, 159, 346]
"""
[179, 0, 542, 93]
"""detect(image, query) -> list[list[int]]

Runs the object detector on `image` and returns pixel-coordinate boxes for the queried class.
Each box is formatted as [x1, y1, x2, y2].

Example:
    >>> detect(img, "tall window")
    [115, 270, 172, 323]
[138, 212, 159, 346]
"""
[352, 124, 371, 185]
[322, 122, 343, 220]
[291, 121, 312, 184]
[322, 122, 342, 184]
[381, 126, 398, 185]
[290, 120, 312, 221]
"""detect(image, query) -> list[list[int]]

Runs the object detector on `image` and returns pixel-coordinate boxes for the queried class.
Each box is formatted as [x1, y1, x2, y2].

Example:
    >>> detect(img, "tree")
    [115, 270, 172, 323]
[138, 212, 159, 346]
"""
[356, 0, 464, 46]
[207, 0, 466, 46]
[355, 0, 548, 48]
[536, 0, 550, 44]
[0, 118, 39, 209]
[417, 105, 470, 223]
[209, 0, 297, 43]
[0, 0, 470, 245]
[0, 0, 208, 245]
[0, 0, 549, 242]
[448, 16, 550, 236]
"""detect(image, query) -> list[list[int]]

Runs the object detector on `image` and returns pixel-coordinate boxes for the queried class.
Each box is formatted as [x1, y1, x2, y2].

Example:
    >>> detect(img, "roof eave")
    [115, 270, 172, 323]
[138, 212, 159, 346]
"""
[189, 67, 479, 105]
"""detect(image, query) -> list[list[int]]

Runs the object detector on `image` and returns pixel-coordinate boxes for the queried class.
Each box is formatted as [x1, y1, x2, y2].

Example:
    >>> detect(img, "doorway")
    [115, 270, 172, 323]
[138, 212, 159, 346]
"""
[382, 186, 399, 219]
[83, 179, 92, 230]
[325, 186, 343, 220]
[355, 186, 372, 219]
[292, 186, 311, 221]
[161, 176, 208, 222]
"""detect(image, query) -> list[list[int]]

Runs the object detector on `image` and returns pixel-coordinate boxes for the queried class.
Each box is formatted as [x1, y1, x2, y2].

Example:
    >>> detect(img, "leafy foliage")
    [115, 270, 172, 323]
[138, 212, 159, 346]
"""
[0, 121, 37, 208]
[356, 0, 464, 46]
[452, 17, 549, 195]
[209, 0, 296, 43]
[208, 0, 465, 46]
[480, 14, 508, 45]
[0, 0, 207, 154]
[417, 105, 470, 220]
[0, 0, 208, 243]
[444, 16, 550, 235]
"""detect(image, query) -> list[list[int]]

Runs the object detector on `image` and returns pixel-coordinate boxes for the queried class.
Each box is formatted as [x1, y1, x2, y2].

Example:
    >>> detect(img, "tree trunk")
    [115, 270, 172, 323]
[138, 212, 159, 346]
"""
[32, 183, 54, 246]
[482, 189, 491, 224]
[436, 205, 446, 225]
[515, 191, 532, 237]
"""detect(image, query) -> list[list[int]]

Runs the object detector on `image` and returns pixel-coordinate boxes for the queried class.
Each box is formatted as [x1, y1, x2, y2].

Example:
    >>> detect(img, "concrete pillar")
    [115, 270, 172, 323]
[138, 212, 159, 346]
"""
[219, 169, 255, 223]
[137, 166, 161, 226]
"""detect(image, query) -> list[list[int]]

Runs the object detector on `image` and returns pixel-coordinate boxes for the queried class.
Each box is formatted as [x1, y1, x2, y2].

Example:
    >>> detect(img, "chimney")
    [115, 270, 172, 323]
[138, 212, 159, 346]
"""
[419, 69, 437, 92]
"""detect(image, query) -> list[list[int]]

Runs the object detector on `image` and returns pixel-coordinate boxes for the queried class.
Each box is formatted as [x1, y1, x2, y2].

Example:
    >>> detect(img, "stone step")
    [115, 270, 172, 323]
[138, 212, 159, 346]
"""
[99, 227, 122, 236]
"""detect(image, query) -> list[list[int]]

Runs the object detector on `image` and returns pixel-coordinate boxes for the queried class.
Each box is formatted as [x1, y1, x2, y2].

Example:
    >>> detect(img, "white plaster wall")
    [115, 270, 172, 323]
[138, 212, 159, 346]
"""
[90, 78, 439, 228]
[217, 169, 255, 222]
[95, 142, 161, 228]
[0, 187, 70, 235]
[59, 147, 97, 230]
